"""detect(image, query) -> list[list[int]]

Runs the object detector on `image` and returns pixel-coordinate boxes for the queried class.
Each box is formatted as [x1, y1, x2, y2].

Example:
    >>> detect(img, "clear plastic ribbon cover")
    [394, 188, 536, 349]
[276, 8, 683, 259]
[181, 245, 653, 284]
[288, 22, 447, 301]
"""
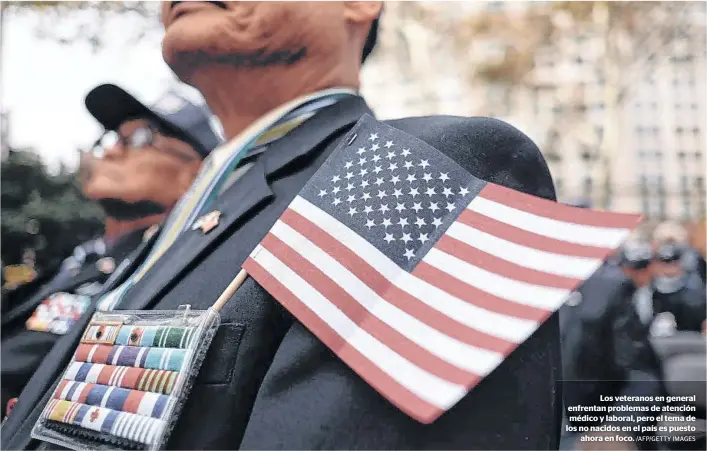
[31, 306, 220, 451]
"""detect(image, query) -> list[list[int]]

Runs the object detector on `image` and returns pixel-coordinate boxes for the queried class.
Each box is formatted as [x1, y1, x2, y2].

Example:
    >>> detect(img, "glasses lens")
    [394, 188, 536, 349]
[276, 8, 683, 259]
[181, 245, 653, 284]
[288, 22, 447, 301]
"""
[128, 127, 153, 149]
[99, 131, 120, 150]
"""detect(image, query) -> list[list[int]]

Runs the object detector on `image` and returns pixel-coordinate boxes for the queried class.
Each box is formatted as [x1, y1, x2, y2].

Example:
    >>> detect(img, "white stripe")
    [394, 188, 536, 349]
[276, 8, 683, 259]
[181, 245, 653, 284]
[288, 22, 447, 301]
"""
[288, 197, 536, 342]
[84, 326, 97, 340]
[145, 419, 164, 446]
[135, 347, 148, 367]
[271, 221, 503, 375]
[471, 197, 630, 248]
[110, 412, 123, 436]
[159, 328, 169, 347]
[126, 415, 143, 442]
[137, 392, 160, 417]
[113, 412, 127, 438]
[116, 366, 128, 387]
[445, 221, 602, 279]
[254, 247, 466, 410]
[179, 329, 189, 348]
[86, 363, 103, 382]
[64, 362, 83, 380]
[86, 344, 99, 362]
[424, 248, 570, 310]
[111, 346, 125, 365]
[108, 365, 119, 386]
[59, 381, 73, 400]
[159, 349, 170, 370]
[71, 382, 87, 402]
[101, 386, 115, 407]
[144, 370, 157, 391]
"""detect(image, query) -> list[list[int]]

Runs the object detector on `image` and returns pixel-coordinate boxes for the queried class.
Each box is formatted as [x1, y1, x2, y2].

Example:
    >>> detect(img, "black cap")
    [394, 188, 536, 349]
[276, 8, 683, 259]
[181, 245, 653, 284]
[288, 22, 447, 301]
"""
[85, 84, 220, 158]
[618, 240, 653, 269]
[565, 197, 592, 209]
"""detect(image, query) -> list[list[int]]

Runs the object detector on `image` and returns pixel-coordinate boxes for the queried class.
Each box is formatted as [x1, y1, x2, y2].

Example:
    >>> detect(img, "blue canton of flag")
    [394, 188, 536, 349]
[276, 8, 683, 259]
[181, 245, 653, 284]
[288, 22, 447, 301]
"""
[299, 119, 484, 270]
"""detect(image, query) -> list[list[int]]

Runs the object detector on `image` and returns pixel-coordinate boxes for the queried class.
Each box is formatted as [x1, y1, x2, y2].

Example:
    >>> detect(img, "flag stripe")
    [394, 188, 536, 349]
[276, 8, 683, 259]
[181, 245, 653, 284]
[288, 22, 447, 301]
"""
[435, 235, 581, 289]
[280, 209, 516, 352]
[422, 248, 571, 310]
[264, 226, 503, 375]
[470, 196, 632, 248]
[243, 255, 450, 424]
[452, 212, 608, 269]
[479, 184, 641, 229]
[287, 198, 538, 343]
[412, 262, 549, 322]
[247, 248, 468, 407]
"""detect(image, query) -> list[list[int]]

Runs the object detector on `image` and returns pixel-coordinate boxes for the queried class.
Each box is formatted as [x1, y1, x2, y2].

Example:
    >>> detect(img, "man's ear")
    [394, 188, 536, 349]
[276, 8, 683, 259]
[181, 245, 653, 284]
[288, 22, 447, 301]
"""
[343, 1, 382, 25]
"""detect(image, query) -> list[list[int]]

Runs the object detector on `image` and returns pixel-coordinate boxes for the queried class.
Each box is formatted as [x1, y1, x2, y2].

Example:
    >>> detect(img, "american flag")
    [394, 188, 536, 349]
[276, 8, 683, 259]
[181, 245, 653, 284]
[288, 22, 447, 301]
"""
[243, 115, 641, 423]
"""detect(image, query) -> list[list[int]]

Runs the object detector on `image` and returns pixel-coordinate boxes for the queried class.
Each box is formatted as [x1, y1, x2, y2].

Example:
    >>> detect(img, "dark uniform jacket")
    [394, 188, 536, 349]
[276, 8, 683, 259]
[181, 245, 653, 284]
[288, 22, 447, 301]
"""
[1, 228, 148, 412]
[560, 265, 664, 449]
[3, 97, 562, 450]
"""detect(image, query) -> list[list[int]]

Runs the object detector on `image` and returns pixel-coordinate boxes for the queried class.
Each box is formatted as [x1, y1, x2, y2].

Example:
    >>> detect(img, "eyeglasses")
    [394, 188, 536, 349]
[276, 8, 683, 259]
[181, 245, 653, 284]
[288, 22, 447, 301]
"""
[87, 125, 197, 162]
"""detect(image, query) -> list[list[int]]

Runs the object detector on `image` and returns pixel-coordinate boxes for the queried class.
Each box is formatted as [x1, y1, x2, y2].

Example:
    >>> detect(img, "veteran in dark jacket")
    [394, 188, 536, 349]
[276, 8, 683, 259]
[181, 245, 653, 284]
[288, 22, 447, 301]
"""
[3, 3, 562, 449]
[0, 86, 218, 415]
[560, 240, 665, 450]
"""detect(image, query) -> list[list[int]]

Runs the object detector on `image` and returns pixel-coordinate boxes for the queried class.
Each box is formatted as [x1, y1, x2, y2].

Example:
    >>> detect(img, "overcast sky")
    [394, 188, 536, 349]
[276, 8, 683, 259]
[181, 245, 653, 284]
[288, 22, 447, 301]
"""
[2, 9, 206, 171]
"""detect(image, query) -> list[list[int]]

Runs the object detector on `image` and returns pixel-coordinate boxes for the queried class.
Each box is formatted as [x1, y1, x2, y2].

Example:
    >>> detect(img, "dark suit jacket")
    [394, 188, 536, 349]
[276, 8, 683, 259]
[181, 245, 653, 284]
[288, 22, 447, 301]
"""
[560, 265, 664, 449]
[3, 97, 561, 450]
[652, 272, 706, 333]
[0, 228, 147, 411]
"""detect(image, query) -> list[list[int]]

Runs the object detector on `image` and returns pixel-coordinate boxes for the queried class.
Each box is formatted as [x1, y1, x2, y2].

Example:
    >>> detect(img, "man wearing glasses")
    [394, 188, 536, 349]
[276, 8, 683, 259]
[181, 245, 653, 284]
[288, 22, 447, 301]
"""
[1, 84, 219, 418]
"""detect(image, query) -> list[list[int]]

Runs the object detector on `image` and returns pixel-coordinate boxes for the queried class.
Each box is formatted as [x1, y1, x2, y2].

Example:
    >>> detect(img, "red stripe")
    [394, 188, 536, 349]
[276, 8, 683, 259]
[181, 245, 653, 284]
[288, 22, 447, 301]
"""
[122, 389, 146, 414]
[478, 184, 641, 229]
[436, 235, 581, 290]
[97, 365, 114, 386]
[280, 209, 513, 354]
[123, 367, 144, 389]
[75, 344, 93, 362]
[92, 344, 112, 363]
[262, 233, 481, 386]
[458, 210, 612, 259]
[243, 256, 444, 424]
[413, 262, 550, 323]
[54, 379, 69, 399]
[76, 383, 93, 404]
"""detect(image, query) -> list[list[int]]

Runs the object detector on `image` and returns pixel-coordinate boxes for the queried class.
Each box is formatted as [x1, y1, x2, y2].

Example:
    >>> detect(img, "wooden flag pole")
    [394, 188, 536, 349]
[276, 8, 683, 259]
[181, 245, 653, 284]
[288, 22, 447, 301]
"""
[211, 268, 249, 313]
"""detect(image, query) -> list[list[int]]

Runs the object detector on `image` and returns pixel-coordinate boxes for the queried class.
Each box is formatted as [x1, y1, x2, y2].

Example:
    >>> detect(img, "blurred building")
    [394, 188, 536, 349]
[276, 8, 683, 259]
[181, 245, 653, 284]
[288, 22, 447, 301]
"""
[361, 1, 706, 220]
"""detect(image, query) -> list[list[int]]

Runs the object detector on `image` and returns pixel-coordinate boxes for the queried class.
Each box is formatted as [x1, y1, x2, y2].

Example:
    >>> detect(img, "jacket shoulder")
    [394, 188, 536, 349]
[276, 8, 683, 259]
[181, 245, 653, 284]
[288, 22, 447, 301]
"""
[577, 264, 633, 310]
[385, 115, 556, 201]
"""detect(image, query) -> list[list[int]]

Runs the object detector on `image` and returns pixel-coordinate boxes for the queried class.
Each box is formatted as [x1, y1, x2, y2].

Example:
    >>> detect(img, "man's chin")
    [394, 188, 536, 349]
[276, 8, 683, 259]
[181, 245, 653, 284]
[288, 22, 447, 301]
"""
[98, 198, 167, 222]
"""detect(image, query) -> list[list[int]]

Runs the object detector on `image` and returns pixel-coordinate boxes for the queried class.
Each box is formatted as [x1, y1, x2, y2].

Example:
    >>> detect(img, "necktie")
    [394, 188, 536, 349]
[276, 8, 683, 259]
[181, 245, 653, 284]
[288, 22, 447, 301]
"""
[96, 89, 356, 311]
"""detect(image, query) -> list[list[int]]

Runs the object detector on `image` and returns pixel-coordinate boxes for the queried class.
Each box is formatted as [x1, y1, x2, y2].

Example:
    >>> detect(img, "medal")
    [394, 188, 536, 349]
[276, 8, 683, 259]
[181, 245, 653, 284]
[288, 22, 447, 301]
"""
[192, 210, 221, 234]
[96, 257, 116, 275]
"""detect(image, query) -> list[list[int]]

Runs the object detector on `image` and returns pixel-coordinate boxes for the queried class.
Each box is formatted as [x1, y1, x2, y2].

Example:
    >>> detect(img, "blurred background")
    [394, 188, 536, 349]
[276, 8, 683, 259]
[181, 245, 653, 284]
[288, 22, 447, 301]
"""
[1, 1, 705, 284]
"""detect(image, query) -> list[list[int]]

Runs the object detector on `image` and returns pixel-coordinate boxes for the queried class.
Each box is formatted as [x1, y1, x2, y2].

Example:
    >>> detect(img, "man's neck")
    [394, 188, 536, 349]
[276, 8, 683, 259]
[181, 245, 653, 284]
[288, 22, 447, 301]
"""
[104, 214, 166, 242]
[189, 64, 359, 140]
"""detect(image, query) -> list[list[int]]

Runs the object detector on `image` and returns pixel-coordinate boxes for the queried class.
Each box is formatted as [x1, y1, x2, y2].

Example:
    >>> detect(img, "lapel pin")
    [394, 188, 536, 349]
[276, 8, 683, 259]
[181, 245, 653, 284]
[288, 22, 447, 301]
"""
[193, 210, 222, 234]
[96, 257, 116, 275]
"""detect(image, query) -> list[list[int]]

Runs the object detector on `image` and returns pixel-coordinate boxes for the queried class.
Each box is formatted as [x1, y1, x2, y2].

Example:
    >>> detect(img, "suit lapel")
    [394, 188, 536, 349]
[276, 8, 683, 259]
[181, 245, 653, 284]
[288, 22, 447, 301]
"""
[120, 164, 273, 310]
[119, 96, 374, 311]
